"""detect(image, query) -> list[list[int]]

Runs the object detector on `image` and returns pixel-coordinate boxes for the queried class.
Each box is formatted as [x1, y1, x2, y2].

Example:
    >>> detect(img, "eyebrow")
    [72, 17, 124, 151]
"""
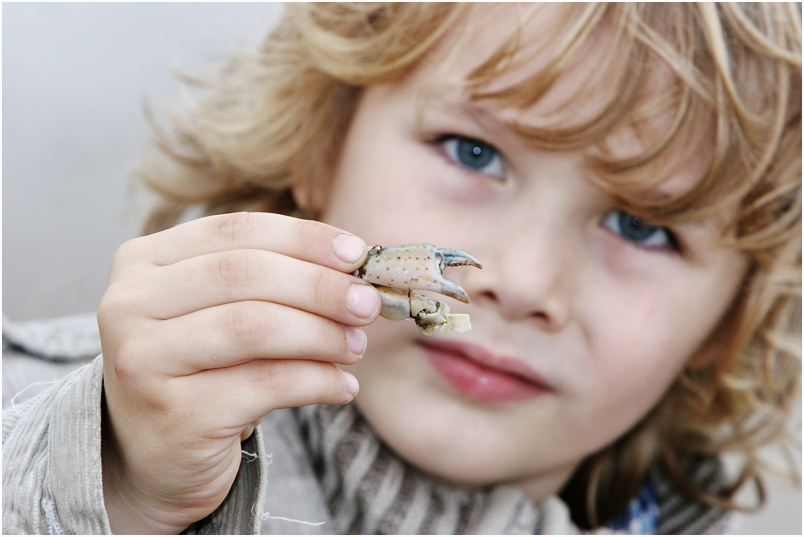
[414, 88, 532, 144]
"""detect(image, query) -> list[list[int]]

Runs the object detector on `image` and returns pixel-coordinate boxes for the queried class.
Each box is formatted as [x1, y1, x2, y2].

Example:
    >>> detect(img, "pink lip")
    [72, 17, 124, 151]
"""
[419, 340, 551, 403]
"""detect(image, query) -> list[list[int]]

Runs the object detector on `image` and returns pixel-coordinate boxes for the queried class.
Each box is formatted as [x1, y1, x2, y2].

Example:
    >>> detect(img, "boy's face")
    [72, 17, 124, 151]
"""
[320, 6, 748, 500]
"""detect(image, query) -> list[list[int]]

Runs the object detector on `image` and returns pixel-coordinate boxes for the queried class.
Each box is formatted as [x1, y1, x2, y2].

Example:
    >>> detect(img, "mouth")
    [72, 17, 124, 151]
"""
[418, 339, 551, 403]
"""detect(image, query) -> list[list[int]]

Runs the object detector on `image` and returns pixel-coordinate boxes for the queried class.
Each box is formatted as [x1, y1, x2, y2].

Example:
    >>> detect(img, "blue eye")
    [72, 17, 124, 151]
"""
[441, 136, 505, 179]
[602, 210, 677, 250]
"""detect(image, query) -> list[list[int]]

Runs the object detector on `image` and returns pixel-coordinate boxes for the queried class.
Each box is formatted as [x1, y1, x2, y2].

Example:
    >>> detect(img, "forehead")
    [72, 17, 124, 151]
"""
[405, 3, 714, 201]
[418, 4, 624, 124]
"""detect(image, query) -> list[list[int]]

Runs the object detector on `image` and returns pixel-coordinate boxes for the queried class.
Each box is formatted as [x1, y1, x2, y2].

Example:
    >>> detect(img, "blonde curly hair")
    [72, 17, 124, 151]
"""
[136, 2, 801, 528]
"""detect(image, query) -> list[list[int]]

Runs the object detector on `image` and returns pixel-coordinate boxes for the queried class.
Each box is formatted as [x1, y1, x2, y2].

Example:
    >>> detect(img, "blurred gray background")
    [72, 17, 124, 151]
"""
[2, 3, 800, 533]
[3, 2, 284, 321]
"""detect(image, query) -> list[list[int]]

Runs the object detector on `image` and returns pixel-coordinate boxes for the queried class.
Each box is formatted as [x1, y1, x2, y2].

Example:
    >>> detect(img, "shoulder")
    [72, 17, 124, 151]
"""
[3, 314, 100, 409]
[2, 314, 108, 534]
[654, 455, 738, 534]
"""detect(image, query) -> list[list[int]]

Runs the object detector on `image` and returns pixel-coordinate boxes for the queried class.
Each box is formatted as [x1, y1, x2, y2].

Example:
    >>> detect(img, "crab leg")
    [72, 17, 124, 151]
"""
[373, 286, 471, 336]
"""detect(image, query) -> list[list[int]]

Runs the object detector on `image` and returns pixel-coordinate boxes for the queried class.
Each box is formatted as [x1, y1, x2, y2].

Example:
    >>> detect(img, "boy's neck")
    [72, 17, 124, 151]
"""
[511, 463, 579, 505]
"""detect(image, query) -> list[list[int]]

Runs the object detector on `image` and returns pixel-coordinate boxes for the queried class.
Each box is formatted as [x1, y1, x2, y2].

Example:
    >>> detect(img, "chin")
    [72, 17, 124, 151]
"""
[353, 392, 520, 488]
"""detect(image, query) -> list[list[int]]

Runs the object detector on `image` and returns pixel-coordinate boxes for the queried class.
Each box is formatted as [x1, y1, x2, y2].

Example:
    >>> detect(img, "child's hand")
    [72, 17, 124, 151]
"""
[97, 212, 380, 534]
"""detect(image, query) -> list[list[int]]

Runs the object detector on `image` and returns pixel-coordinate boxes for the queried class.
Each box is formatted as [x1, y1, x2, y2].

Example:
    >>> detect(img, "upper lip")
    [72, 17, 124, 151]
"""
[419, 338, 553, 390]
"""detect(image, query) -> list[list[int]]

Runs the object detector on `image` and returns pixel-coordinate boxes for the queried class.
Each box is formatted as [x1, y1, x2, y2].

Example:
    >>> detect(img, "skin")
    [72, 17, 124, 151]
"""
[99, 5, 749, 534]
[99, 214, 382, 533]
[321, 6, 749, 504]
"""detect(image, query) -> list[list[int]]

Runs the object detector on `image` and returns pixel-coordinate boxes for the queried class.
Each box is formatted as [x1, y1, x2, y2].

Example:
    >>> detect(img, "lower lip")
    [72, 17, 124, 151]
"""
[422, 345, 548, 403]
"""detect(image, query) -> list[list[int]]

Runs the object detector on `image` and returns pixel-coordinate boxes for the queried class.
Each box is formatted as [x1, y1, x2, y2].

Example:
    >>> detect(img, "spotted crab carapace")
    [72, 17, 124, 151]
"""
[354, 243, 482, 336]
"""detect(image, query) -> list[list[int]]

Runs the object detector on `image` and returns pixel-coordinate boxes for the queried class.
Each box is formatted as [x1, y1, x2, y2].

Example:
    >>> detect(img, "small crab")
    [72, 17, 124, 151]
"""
[353, 243, 482, 336]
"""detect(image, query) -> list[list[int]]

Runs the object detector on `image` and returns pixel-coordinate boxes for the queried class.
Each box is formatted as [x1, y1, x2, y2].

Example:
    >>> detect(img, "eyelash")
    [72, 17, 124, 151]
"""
[435, 134, 507, 180]
[601, 210, 681, 253]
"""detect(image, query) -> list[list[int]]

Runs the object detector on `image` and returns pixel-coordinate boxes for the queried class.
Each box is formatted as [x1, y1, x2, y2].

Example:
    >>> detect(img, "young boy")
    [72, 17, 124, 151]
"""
[4, 3, 800, 534]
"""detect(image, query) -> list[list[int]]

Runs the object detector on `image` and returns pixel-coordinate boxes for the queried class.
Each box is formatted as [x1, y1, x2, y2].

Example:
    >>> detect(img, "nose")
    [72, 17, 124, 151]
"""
[458, 217, 575, 332]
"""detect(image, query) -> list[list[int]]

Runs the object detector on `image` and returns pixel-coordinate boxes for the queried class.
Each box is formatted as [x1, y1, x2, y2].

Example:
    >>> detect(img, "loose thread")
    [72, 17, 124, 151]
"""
[256, 508, 325, 527]
[10, 380, 58, 414]
[250, 452, 324, 526]
[253, 505, 325, 527]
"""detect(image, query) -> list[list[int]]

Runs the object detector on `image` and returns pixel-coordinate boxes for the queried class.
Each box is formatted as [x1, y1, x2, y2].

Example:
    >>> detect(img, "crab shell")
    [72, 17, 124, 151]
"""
[354, 243, 482, 336]
[354, 243, 479, 303]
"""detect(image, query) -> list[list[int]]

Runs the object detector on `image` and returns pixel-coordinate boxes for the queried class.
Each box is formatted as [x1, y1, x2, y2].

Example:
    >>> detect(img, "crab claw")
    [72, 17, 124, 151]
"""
[354, 243, 482, 303]
[436, 248, 483, 271]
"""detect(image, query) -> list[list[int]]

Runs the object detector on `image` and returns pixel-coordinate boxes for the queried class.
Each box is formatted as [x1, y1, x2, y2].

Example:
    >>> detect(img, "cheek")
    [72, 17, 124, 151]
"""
[322, 157, 456, 247]
[321, 168, 392, 241]
[321, 145, 425, 244]
[584, 285, 698, 419]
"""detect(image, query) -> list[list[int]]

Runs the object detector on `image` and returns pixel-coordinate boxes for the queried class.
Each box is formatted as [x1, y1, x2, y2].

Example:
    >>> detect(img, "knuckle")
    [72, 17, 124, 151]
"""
[227, 302, 271, 349]
[295, 218, 322, 242]
[252, 360, 349, 409]
[311, 363, 349, 401]
[325, 365, 346, 396]
[97, 288, 120, 322]
[111, 351, 136, 381]
[217, 250, 256, 289]
[152, 378, 187, 413]
[293, 219, 334, 259]
[109, 335, 144, 382]
[309, 270, 330, 304]
[307, 268, 344, 311]
[112, 237, 139, 261]
[110, 237, 146, 273]
[98, 281, 136, 322]
[254, 359, 294, 395]
[107, 333, 178, 412]
[215, 212, 254, 247]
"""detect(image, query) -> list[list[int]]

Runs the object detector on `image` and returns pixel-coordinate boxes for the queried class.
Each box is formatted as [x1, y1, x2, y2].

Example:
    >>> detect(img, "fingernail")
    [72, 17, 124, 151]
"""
[333, 234, 367, 264]
[347, 284, 380, 319]
[343, 371, 360, 396]
[345, 326, 367, 357]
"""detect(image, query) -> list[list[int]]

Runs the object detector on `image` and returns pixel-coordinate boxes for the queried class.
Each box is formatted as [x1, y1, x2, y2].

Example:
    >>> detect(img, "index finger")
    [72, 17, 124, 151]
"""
[126, 212, 368, 272]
